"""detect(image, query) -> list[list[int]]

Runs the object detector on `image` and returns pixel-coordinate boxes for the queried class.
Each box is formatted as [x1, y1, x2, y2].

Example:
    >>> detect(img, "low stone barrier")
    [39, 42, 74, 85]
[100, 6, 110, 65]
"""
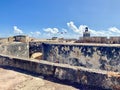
[0, 54, 120, 90]
[0, 42, 29, 58]
[42, 43, 120, 72]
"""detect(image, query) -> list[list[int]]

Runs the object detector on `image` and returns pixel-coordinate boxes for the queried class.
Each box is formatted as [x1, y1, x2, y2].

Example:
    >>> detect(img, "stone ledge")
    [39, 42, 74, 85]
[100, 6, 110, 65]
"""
[43, 42, 120, 47]
[0, 54, 120, 90]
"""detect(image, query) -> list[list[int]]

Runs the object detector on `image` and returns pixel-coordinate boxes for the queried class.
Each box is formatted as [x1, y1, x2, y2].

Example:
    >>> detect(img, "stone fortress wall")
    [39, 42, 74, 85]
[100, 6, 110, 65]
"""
[0, 42, 29, 58]
[0, 54, 120, 90]
[0, 41, 120, 73]
[0, 40, 120, 89]
[42, 43, 120, 72]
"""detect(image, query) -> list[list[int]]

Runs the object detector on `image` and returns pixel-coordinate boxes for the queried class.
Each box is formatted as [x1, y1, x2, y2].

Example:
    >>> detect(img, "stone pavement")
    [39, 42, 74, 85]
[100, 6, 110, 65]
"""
[0, 68, 78, 90]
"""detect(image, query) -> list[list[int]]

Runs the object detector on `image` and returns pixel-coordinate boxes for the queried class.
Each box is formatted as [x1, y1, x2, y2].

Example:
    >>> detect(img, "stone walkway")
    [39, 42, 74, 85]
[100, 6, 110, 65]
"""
[0, 68, 78, 90]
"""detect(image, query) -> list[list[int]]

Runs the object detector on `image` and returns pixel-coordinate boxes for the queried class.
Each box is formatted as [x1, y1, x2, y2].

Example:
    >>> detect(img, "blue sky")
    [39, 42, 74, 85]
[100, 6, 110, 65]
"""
[0, 0, 120, 38]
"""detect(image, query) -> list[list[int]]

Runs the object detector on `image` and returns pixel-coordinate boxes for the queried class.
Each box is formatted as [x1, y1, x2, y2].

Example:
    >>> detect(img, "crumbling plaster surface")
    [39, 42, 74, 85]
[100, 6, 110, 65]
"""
[0, 42, 29, 58]
[43, 43, 120, 72]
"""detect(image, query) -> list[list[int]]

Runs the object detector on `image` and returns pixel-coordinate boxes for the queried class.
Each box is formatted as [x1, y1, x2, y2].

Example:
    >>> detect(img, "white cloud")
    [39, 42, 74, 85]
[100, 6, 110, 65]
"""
[35, 31, 41, 35]
[67, 21, 78, 32]
[67, 21, 120, 37]
[62, 28, 68, 33]
[57, 28, 68, 35]
[30, 31, 41, 37]
[67, 21, 81, 34]
[67, 21, 89, 35]
[108, 27, 120, 33]
[89, 29, 106, 36]
[13, 26, 23, 34]
[44, 28, 59, 34]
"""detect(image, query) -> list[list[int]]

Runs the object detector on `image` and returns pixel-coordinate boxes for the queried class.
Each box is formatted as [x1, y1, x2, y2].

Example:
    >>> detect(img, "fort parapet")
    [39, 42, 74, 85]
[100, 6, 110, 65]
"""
[0, 42, 120, 89]
[42, 43, 120, 72]
[0, 54, 120, 90]
[0, 42, 29, 58]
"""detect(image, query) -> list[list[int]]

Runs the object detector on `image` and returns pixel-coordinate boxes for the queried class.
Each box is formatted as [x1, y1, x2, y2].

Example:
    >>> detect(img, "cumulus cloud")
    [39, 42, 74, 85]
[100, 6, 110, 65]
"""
[13, 26, 23, 34]
[108, 27, 120, 33]
[67, 21, 120, 37]
[57, 28, 68, 35]
[44, 28, 59, 34]
[67, 21, 79, 33]
[30, 31, 41, 37]
[67, 21, 89, 35]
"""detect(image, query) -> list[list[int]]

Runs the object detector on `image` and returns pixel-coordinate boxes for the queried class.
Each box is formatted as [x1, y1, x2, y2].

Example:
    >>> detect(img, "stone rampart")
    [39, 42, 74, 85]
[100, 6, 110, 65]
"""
[42, 43, 120, 72]
[0, 54, 120, 89]
[0, 42, 43, 59]
[0, 42, 29, 58]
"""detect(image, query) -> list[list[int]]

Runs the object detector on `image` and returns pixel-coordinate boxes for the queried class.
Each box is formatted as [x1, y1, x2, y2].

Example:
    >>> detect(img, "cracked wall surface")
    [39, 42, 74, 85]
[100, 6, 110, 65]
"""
[0, 42, 29, 58]
[1, 42, 119, 72]
[42, 43, 120, 72]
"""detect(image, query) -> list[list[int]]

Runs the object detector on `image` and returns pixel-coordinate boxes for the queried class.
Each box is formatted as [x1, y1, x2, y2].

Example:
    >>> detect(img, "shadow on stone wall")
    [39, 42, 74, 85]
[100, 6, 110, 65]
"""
[29, 42, 43, 57]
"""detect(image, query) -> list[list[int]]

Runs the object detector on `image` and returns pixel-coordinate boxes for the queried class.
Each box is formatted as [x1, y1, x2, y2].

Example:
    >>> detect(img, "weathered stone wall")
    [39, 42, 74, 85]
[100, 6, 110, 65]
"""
[42, 43, 120, 72]
[0, 54, 120, 89]
[0, 42, 29, 58]
[0, 42, 43, 59]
